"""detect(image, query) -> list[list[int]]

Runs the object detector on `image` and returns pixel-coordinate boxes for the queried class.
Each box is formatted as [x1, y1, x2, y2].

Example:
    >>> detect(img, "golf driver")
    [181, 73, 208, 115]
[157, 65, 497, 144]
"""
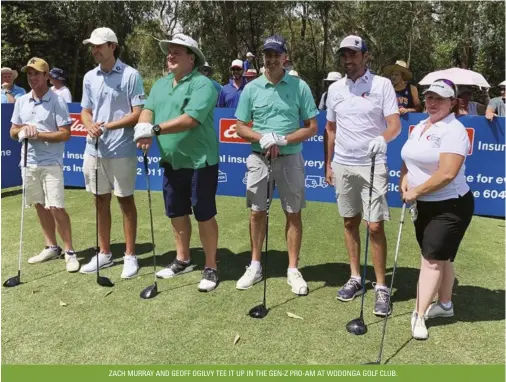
[346, 155, 376, 335]
[94, 138, 114, 287]
[3, 139, 28, 288]
[140, 152, 158, 299]
[364, 203, 407, 364]
[249, 157, 274, 319]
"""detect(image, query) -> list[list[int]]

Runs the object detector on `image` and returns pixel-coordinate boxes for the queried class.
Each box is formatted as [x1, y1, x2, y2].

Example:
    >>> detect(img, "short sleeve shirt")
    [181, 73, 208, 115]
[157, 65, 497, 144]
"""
[235, 71, 318, 155]
[326, 70, 399, 165]
[1, 84, 26, 103]
[144, 69, 218, 170]
[488, 97, 505, 117]
[81, 59, 145, 159]
[51, 86, 72, 103]
[11, 90, 72, 166]
[400, 113, 470, 201]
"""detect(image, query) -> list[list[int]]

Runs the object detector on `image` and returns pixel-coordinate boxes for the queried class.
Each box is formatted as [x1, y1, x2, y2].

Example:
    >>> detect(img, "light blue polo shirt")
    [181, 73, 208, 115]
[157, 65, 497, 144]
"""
[81, 59, 145, 158]
[235, 71, 318, 155]
[1, 84, 26, 103]
[11, 90, 72, 166]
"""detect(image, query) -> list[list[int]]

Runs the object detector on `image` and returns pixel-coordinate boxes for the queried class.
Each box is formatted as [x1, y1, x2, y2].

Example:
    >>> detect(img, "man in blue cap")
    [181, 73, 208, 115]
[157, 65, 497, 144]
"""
[234, 35, 318, 296]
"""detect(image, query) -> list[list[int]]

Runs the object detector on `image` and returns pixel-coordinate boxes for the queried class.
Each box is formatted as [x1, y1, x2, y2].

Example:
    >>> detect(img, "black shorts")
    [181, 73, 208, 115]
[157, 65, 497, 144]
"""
[414, 191, 474, 262]
[162, 162, 218, 222]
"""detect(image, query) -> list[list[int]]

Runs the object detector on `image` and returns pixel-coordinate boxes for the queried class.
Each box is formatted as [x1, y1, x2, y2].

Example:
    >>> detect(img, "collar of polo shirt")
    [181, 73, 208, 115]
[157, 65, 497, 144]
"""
[29, 89, 52, 103]
[259, 70, 292, 88]
[345, 69, 372, 84]
[98, 59, 124, 75]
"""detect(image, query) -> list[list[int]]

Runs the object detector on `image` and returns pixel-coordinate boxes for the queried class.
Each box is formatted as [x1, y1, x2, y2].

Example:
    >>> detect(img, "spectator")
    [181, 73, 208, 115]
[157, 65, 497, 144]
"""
[244, 68, 258, 83]
[382, 60, 421, 114]
[198, 62, 222, 94]
[486, 80, 506, 120]
[319, 72, 342, 110]
[288, 70, 299, 78]
[49, 68, 72, 103]
[457, 86, 488, 115]
[1, 67, 25, 103]
[217, 59, 246, 108]
[243, 52, 255, 71]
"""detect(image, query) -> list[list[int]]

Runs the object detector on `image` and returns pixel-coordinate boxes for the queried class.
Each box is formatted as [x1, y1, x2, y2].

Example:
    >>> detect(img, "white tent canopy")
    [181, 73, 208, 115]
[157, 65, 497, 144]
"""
[418, 68, 491, 89]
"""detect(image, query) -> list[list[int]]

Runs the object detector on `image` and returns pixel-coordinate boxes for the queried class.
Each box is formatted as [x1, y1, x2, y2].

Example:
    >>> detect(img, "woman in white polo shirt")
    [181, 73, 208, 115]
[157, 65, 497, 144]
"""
[400, 79, 474, 340]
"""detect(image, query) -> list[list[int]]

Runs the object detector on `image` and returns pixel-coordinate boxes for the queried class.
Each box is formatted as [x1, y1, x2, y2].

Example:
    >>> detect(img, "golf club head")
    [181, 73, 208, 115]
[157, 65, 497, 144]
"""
[346, 317, 368, 335]
[3, 276, 21, 288]
[97, 275, 114, 287]
[248, 304, 268, 319]
[140, 282, 158, 299]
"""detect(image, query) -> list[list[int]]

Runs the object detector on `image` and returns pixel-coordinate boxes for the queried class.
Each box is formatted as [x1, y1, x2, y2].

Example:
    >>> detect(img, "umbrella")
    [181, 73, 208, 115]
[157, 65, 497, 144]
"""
[419, 68, 491, 89]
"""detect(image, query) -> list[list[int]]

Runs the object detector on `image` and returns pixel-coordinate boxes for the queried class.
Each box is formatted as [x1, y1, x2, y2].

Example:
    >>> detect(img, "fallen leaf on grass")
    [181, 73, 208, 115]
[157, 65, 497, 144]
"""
[287, 312, 303, 320]
[104, 290, 113, 298]
[59, 300, 67, 307]
[32, 290, 39, 294]
[234, 334, 240, 345]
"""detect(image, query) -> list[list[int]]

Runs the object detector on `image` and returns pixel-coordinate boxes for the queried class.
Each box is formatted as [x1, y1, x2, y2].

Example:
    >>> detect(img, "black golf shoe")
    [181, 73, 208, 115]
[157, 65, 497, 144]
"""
[336, 277, 363, 301]
[198, 268, 218, 292]
[156, 258, 196, 279]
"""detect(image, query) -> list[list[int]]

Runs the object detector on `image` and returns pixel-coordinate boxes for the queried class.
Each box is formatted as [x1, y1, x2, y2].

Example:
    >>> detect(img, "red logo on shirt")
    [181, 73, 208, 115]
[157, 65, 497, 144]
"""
[219, 119, 249, 144]
[408, 125, 475, 155]
[69, 113, 87, 137]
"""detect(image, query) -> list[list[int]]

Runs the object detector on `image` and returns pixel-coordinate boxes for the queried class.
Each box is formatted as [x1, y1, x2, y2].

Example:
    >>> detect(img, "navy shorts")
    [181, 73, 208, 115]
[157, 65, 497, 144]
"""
[162, 162, 218, 222]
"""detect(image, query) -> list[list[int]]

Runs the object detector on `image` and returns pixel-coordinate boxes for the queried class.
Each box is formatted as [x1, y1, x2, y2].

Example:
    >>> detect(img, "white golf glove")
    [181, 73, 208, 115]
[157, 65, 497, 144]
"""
[367, 136, 387, 158]
[86, 124, 106, 144]
[18, 128, 27, 142]
[134, 122, 154, 142]
[259, 132, 287, 149]
[18, 124, 38, 142]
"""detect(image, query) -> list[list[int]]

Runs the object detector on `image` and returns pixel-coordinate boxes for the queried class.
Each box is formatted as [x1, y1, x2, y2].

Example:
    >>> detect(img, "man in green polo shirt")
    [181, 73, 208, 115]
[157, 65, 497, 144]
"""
[235, 35, 318, 296]
[133, 33, 220, 292]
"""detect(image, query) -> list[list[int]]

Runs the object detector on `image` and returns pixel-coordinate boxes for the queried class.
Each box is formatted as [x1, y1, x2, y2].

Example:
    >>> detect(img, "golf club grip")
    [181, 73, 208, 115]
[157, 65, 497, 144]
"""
[143, 153, 157, 271]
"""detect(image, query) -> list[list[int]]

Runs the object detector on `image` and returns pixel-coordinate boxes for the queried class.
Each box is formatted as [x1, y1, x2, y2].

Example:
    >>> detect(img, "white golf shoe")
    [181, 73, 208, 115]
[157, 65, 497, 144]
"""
[28, 246, 62, 264]
[64, 251, 80, 273]
[121, 255, 139, 279]
[411, 311, 429, 340]
[287, 269, 308, 296]
[425, 301, 454, 319]
[79, 252, 113, 274]
[236, 266, 262, 290]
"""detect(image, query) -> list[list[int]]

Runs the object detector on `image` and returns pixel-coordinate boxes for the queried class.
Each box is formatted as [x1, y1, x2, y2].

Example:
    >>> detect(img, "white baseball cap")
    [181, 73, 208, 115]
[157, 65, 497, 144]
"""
[83, 27, 118, 45]
[499, 80, 506, 87]
[288, 70, 299, 77]
[246, 52, 255, 58]
[338, 35, 368, 52]
[325, 72, 342, 81]
[159, 34, 206, 67]
[423, 79, 455, 98]
[231, 59, 243, 69]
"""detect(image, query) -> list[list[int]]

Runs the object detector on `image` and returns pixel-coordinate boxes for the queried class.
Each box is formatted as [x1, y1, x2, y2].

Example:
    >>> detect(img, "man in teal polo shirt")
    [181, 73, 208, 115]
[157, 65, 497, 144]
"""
[235, 35, 318, 296]
[134, 33, 220, 292]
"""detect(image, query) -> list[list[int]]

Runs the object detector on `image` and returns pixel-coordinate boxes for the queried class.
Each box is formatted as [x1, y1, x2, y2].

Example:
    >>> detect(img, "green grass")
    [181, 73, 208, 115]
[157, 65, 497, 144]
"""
[1, 188, 504, 365]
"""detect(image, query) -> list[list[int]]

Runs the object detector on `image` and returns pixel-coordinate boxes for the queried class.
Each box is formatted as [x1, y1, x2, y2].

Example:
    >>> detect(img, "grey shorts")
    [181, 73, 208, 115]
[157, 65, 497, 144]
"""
[332, 162, 390, 222]
[246, 152, 306, 213]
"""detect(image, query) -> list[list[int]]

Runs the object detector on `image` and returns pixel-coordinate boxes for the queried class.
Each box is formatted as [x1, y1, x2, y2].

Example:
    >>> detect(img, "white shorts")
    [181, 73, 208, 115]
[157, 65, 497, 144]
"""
[22, 165, 65, 208]
[83, 155, 137, 197]
[332, 162, 390, 222]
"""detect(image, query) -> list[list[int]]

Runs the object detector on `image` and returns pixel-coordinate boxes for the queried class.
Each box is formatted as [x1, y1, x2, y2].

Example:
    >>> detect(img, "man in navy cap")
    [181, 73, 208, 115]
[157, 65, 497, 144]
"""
[234, 35, 319, 296]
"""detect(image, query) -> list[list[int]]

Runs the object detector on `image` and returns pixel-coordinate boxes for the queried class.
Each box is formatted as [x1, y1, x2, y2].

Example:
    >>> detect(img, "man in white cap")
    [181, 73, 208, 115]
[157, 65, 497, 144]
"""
[217, 59, 247, 108]
[486, 80, 506, 120]
[132, 33, 220, 292]
[79, 27, 146, 279]
[1, 67, 25, 103]
[382, 60, 421, 114]
[243, 52, 255, 71]
[319, 72, 342, 110]
[9, 57, 79, 272]
[325, 35, 401, 317]
[198, 62, 222, 94]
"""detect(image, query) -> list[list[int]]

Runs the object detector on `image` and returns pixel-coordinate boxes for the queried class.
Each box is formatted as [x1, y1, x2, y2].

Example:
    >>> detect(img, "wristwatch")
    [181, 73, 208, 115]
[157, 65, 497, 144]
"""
[152, 124, 161, 136]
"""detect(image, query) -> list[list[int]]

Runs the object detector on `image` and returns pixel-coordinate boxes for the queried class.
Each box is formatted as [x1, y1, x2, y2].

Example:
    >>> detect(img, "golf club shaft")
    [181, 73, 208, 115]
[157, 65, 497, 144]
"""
[143, 153, 157, 278]
[358, 155, 376, 319]
[18, 139, 28, 275]
[262, 159, 273, 307]
[95, 139, 99, 279]
[376, 203, 406, 363]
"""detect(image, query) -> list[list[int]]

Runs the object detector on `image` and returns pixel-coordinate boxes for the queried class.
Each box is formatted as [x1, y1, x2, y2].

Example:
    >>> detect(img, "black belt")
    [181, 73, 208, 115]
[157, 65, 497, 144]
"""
[252, 150, 286, 157]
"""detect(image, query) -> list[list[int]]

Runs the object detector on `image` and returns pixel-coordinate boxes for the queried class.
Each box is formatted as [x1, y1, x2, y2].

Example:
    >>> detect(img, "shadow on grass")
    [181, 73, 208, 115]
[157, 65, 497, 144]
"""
[1, 188, 22, 198]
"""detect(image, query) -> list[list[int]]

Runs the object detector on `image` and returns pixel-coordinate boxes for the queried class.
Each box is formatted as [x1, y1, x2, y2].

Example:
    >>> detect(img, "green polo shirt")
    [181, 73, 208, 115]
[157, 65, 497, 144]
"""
[144, 69, 218, 170]
[235, 71, 318, 155]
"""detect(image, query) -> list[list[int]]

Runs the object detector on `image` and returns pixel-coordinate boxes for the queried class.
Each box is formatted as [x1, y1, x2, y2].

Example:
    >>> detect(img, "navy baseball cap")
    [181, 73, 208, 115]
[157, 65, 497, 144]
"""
[263, 35, 287, 54]
[49, 67, 66, 81]
[338, 35, 368, 53]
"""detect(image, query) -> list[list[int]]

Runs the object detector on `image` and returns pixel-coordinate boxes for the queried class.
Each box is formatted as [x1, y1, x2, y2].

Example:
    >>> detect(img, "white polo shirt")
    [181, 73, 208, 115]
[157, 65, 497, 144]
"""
[326, 70, 399, 165]
[400, 113, 470, 202]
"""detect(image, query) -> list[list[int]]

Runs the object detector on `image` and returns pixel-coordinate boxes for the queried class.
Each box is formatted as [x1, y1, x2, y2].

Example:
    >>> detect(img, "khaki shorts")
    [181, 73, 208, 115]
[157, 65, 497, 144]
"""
[22, 165, 65, 208]
[83, 155, 137, 197]
[246, 152, 305, 213]
[332, 162, 390, 222]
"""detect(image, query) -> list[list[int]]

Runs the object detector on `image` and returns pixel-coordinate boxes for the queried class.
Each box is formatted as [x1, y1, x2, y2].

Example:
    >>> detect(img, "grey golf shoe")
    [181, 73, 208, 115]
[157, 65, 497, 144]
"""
[373, 288, 392, 317]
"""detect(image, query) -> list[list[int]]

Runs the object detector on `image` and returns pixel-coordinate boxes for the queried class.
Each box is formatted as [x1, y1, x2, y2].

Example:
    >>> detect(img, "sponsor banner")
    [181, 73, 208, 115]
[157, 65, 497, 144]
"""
[1, 104, 504, 217]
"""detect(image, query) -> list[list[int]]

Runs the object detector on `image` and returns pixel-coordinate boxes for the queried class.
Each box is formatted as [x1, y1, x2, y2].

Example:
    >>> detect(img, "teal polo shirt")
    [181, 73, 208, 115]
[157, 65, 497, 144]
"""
[144, 69, 218, 170]
[235, 71, 318, 155]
